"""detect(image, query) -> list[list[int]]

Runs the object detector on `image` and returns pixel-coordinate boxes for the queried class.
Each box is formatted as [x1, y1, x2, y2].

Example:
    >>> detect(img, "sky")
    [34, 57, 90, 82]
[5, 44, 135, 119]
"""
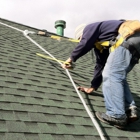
[0, 0, 140, 38]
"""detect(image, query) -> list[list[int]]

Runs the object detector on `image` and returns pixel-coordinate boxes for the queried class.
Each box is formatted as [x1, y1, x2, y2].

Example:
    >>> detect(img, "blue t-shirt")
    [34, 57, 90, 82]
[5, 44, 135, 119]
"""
[71, 20, 124, 62]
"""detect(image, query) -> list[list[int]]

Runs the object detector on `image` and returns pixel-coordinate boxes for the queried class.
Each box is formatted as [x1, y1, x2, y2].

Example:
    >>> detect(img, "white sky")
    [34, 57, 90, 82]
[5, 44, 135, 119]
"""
[0, 0, 140, 38]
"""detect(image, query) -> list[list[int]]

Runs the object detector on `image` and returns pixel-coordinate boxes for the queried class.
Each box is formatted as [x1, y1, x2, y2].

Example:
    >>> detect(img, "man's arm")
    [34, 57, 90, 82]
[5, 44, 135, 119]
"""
[70, 23, 101, 62]
[91, 48, 109, 90]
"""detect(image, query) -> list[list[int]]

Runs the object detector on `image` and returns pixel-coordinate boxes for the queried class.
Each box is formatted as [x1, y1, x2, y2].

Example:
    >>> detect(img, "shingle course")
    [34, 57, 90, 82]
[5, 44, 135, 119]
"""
[0, 18, 140, 140]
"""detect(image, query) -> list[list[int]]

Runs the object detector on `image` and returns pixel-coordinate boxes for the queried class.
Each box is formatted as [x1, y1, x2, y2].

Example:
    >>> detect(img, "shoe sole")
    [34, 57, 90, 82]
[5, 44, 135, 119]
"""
[95, 112, 125, 129]
[127, 117, 139, 124]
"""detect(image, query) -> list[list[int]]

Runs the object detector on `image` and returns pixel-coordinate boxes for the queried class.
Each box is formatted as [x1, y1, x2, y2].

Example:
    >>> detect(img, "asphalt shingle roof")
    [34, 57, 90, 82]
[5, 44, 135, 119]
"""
[0, 18, 140, 140]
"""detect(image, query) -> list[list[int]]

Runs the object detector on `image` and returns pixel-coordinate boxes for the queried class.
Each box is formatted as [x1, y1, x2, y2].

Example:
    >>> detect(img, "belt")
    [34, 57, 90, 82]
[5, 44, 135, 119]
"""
[110, 35, 124, 52]
[94, 35, 124, 53]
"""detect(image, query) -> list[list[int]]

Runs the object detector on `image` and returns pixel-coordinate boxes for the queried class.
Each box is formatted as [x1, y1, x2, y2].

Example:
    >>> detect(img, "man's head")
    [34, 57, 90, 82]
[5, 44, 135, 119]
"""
[75, 24, 86, 40]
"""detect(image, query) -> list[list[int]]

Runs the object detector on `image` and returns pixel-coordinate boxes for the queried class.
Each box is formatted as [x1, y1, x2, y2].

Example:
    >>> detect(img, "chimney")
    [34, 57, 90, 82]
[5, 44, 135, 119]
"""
[55, 20, 66, 36]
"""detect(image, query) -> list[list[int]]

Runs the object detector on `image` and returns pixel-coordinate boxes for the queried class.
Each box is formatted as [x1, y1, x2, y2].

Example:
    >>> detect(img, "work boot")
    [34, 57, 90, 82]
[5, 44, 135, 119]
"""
[126, 106, 139, 123]
[95, 112, 127, 129]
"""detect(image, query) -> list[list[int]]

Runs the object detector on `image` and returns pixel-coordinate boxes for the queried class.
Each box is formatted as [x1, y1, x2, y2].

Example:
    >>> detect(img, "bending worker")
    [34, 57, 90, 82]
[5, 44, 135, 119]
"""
[62, 20, 140, 128]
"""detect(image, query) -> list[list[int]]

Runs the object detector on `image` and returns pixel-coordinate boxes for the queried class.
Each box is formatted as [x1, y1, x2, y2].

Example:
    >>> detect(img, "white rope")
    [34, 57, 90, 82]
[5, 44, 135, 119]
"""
[24, 32, 107, 140]
[0, 21, 106, 140]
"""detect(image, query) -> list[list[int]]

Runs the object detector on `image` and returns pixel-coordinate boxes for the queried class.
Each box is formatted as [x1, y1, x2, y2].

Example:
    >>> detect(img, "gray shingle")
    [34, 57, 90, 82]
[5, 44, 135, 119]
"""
[0, 18, 140, 140]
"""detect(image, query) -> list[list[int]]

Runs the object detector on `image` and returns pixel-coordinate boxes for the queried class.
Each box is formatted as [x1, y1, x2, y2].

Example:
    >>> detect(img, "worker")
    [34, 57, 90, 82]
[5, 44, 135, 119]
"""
[62, 20, 140, 128]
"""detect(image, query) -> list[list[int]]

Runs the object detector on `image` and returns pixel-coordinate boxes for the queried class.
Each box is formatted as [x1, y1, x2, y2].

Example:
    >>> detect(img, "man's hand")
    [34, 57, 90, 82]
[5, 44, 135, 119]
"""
[77, 87, 95, 94]
[61, 58, 74, 69]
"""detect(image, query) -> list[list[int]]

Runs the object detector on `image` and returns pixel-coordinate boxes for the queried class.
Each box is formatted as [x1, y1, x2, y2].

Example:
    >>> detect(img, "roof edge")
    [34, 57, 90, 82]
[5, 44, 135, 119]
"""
[0, 17, 70, 39]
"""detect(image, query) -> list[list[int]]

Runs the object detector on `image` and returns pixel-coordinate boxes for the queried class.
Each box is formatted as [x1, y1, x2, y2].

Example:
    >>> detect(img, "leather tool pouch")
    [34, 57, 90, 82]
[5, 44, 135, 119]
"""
[118, 20, 140, 39]
[119, 20, 140, 64]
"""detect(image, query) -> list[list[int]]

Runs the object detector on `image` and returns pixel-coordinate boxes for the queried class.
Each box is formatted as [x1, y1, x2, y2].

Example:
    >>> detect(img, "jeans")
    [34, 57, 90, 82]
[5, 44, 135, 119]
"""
[102, 46, 136, 118]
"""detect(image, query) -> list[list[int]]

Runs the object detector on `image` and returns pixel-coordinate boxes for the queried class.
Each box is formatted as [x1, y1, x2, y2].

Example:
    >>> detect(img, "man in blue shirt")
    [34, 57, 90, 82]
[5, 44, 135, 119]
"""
[62, 20, 139, 129]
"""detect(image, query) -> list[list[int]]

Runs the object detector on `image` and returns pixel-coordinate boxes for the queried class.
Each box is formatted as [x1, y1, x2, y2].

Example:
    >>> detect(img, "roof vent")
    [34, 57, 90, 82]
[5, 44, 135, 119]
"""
[55, 20, 66, 36]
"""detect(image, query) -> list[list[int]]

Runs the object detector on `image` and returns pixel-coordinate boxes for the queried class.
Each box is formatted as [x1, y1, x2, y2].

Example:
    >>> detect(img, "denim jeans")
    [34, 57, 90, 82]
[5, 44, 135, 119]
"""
[102, 46, 136, 118]
[102, 32, 140, 118]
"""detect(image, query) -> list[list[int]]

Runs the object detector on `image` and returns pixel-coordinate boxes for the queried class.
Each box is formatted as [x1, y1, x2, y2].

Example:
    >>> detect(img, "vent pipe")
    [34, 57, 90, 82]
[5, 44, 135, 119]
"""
[55, 20, 66, 36]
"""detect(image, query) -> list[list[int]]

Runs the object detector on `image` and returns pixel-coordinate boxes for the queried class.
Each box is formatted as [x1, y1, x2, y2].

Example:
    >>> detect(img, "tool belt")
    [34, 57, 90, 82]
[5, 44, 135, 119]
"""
[95, 20, 140, 53]
[94, 20, 140, 64]
[118, 20, 140, 39]
[94, 35, 124, 53]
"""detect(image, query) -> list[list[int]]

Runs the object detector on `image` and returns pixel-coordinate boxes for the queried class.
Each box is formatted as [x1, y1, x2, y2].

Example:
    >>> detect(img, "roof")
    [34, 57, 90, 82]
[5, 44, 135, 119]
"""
[0, 18, 140, 140]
